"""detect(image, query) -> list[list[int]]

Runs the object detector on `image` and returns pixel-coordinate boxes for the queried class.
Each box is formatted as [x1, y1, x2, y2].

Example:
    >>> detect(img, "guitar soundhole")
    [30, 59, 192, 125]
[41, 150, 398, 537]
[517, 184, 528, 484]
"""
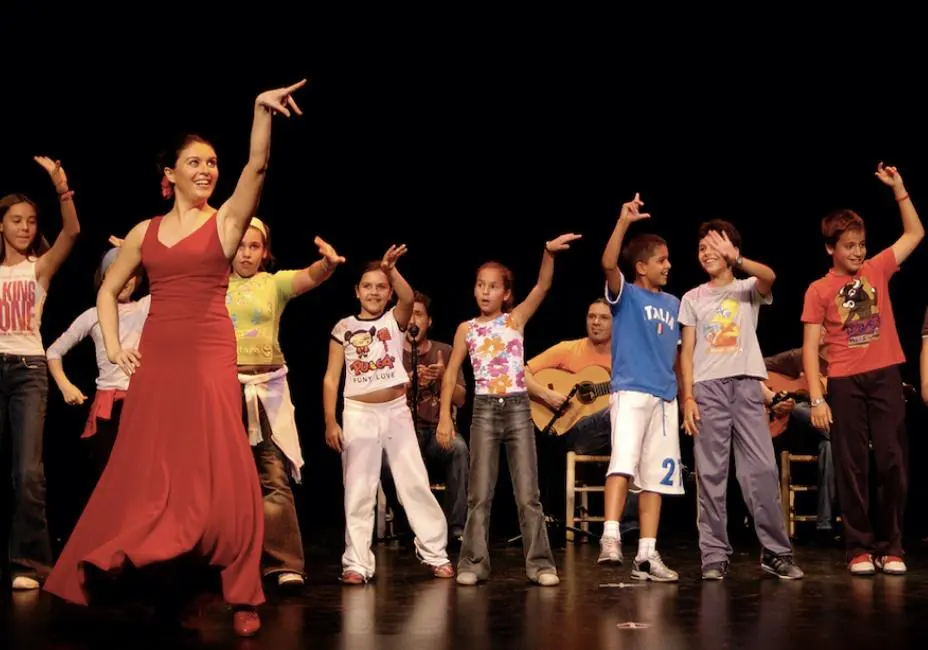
[577, 381, 594, 404]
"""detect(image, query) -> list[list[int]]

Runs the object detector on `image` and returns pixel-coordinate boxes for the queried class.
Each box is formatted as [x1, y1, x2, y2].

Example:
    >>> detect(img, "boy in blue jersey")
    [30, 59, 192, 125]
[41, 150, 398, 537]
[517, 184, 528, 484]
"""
[599, 193, 682, 582]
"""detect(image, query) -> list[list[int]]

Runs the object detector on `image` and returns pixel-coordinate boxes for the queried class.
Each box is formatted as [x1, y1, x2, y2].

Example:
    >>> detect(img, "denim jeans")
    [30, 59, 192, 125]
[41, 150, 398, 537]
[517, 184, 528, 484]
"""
[458, 394, 556, 581]
[381, 424, 470, 535]
[0, 354, 53, 577]
[789, 402, 836, 530]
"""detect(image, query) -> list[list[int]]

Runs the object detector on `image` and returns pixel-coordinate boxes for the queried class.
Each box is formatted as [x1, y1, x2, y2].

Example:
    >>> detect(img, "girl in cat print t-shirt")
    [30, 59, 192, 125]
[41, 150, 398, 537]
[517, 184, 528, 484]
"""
[323, 245, 452, 584]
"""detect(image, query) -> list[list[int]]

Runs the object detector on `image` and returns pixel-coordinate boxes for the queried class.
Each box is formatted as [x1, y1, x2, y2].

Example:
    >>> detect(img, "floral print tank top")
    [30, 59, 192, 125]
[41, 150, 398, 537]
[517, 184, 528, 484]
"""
[466, 313, 526, 395]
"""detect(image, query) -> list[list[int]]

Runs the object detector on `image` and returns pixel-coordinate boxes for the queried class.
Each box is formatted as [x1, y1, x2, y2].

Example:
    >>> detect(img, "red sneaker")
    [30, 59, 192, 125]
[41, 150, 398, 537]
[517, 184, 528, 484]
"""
[875, 555, 907, 575]
[848, 554, 875, 576]
[340, 570, 366, 585]
[432, 563, 455, 579]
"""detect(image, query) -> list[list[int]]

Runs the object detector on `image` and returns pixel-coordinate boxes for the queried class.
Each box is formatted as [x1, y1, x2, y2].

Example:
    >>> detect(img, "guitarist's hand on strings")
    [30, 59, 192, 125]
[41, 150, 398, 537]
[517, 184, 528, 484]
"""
[683, 396, 700, 436]
[544, 389, 568, 411]
[771, 398, 796, 419]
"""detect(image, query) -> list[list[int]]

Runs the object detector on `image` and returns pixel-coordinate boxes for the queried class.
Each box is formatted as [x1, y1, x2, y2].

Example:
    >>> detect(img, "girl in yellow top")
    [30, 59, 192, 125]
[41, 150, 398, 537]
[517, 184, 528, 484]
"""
[228, 217, 344, 588]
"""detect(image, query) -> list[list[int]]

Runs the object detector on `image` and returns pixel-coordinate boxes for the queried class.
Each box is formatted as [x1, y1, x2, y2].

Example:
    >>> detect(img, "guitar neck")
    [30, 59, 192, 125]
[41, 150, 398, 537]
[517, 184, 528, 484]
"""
[590, 382, 612, 399]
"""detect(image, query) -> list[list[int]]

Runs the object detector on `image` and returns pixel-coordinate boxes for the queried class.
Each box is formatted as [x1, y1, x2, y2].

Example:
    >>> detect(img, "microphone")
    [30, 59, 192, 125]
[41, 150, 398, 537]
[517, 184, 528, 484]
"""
[408, 324, 420, 338]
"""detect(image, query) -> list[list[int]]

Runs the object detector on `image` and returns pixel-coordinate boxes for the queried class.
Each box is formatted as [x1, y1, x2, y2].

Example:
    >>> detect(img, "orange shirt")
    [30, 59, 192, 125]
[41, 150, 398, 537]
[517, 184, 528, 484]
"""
[800, 248, 905, 379]
[526, 338, 611, 375]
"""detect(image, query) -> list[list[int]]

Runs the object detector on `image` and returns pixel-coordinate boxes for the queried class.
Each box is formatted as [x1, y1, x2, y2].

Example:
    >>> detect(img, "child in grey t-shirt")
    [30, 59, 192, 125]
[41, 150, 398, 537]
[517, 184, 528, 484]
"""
[679, 219, 803, 582]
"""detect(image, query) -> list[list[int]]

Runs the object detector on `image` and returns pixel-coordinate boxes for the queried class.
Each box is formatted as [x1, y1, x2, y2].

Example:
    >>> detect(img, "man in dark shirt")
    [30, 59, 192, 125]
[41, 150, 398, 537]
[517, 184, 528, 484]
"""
[381, 292, 469, 540]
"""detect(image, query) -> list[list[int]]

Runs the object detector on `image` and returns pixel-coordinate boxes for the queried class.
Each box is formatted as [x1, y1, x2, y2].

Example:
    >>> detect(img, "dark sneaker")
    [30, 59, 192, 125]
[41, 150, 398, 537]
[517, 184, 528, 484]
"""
[761, 550, 804, 580]
[701, 561, 729, 581]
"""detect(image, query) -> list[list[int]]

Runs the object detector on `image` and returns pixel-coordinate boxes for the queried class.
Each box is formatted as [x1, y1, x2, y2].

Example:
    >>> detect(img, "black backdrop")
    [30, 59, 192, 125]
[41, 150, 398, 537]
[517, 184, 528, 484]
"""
[2, 14, 927, 553]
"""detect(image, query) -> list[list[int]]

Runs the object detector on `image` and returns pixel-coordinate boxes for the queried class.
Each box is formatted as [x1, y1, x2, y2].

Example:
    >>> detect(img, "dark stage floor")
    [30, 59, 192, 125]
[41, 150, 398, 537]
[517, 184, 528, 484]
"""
[3, 539, 926, 649]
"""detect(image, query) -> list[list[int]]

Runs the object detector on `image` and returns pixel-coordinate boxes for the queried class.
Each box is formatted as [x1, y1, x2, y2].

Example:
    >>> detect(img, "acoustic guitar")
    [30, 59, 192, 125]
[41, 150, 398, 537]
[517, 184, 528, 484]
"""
[529, 366, 612, 435]
[765, 371, 811, 438]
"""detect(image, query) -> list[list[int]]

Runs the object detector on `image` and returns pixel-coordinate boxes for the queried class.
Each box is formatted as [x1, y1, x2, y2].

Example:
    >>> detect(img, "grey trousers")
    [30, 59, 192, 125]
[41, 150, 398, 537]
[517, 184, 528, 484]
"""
[693, 377, 792, 567]
[458, 394, 556, 581]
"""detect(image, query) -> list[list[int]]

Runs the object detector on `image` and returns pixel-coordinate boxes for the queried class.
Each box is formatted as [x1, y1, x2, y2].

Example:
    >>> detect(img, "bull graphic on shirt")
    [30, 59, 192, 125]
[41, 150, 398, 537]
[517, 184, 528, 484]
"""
[834, 276, 881, 347]
[838, 278, 877, 327]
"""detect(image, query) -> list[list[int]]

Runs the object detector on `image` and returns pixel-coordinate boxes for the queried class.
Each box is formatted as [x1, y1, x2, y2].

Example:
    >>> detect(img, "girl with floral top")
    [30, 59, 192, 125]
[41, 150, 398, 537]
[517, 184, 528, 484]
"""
[438, 233, 580, 586]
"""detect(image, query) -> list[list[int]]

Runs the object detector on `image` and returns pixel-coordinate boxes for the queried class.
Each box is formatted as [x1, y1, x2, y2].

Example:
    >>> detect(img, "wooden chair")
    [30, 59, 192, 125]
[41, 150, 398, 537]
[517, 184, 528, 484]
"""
[565, 451, 611, 542]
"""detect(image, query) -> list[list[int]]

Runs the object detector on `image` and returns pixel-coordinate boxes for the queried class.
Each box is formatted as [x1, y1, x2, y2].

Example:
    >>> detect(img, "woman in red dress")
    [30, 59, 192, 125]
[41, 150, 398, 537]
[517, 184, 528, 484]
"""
[43, 79, 306, 638]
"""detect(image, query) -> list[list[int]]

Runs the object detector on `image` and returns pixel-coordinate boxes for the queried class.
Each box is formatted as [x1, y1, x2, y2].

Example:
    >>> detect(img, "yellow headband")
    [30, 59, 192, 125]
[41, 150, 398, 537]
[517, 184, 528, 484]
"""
[249, 217, 268, 240]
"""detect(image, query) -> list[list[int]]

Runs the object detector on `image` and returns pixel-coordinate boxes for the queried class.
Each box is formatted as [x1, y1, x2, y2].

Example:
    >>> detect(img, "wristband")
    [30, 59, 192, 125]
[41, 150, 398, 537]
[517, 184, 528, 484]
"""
[896, 193, 910, 203]
[810, 397, 825, 407]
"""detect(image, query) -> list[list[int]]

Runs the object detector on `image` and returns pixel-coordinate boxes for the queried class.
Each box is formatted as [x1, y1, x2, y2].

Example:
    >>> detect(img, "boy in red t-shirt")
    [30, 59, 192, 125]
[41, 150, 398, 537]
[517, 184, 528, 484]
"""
[801, 162, 924, 576]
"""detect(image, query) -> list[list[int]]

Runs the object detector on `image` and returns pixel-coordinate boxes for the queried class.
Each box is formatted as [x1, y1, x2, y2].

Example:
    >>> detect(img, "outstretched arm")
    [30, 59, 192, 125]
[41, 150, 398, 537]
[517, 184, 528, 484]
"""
[510, 233, 581, 330]
[47, 309, 95, 406]
[218, 79, 307, 257]
[290, 236, 345, 297]
[602, 193, 650, 297]
[874, 163, 924, 265]
[381, 245, 414, 328]
[34, 157, 81, 286]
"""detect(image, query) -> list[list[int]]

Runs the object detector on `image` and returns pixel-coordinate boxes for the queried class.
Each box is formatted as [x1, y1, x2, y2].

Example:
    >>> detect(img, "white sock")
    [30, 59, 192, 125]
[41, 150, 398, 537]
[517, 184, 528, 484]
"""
[603, 520, 620, 540]
[636, 537, 656, 562]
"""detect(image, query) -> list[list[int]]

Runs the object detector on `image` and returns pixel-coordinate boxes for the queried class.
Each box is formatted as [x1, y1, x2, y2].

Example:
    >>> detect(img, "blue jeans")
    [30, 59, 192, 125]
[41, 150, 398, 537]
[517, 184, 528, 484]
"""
[790, 402, 836, 530]
[1, 354, 53, 577]
[459, 394, 556, 580]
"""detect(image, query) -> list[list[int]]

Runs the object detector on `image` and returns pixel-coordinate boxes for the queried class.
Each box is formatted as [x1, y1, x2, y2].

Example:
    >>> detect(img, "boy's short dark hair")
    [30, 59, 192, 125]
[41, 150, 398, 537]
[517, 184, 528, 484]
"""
[821, 209, 866, 248]
[414, 291, 431, 315]
[622, 234, 668, 273]
[697, 219, 742, 250]
[590, 297, 608, 308]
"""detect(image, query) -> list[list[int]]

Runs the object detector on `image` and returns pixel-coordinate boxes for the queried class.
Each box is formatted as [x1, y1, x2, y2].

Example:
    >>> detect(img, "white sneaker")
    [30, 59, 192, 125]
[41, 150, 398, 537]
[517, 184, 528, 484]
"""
[631, 552, 679, 582]
[597, 536, 623, 564]
[535, 572, 559, 586]
[12, 576, 40, 590]
[277, 572, 305, 587]
[456, 571, 479, 585]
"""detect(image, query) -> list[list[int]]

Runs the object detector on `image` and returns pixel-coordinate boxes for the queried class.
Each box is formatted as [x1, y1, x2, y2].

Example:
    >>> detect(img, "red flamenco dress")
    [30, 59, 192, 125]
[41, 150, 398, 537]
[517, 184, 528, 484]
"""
[44, 214, 265, 611]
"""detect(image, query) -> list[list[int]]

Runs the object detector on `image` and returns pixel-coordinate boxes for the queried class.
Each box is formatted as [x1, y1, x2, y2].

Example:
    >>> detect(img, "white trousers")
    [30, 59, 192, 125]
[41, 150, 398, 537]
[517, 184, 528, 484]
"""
[342, 394, 448, 577]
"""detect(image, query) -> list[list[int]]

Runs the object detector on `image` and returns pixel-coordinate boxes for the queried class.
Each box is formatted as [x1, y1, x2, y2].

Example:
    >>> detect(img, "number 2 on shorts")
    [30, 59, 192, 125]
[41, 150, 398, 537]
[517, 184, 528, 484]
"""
[660, 457, 676, 486]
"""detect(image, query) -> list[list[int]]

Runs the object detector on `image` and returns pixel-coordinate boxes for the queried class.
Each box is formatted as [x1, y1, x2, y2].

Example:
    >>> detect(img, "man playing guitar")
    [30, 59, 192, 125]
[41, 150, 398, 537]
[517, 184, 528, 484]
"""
[525, 298, 612, 454]
[525, 298, 638, 531]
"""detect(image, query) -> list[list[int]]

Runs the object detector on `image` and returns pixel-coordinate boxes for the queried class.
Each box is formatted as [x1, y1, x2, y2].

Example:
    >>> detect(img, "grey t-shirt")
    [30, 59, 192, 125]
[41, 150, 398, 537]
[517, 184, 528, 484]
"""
[679, 277, 771, 383]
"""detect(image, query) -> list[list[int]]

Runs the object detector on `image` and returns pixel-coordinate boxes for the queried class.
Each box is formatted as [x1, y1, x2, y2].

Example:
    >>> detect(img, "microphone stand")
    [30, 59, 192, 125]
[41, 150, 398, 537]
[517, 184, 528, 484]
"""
[409, 324, 420, 434]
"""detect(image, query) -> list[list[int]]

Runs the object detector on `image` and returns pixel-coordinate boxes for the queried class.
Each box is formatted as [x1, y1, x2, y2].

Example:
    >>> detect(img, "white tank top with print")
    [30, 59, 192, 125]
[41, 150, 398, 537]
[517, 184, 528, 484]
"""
[0, 259, 46, 355]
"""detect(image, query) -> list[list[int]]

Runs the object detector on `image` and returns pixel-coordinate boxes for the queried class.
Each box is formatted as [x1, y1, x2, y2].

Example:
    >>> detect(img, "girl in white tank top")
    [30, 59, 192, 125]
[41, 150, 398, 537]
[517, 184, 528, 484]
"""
[0, 157, 81, 591]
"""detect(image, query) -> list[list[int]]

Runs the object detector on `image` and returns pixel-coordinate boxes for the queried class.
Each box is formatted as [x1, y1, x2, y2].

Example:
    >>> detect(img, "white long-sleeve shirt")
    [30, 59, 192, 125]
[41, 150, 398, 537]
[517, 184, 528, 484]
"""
[47, 295, 151, 390]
